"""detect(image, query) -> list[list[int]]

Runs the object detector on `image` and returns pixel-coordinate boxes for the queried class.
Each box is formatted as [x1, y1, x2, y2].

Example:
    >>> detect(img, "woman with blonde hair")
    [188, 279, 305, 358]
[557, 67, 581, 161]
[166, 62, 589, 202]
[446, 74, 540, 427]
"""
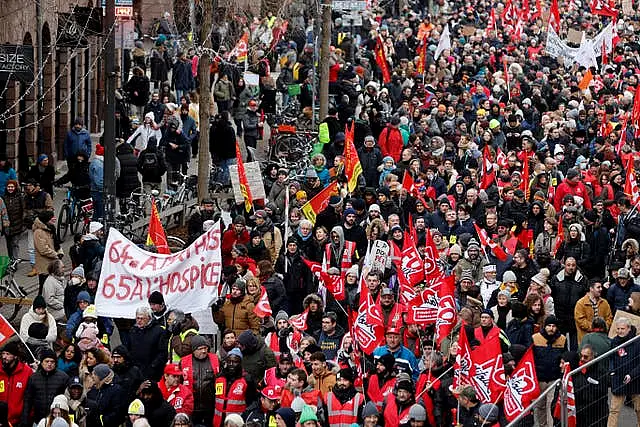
[37, 395, 78, 427]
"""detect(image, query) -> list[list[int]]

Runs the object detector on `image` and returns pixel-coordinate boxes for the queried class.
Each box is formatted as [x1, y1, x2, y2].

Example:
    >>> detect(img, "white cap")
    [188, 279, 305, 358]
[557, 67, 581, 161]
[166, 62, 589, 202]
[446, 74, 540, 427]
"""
[369, 204, 381, 213]
[89, 221, 104, 233]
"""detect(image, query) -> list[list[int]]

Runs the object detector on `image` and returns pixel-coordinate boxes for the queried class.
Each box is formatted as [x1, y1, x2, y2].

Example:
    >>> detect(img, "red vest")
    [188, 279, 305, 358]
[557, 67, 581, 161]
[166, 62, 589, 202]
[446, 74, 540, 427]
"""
[327, 391, 364, 427]
[213, 377, 248, 427]
[280, 387, 323, 408]
[382, 395, 412, 427]
[474, 325, 501, 345]
[264, 367, 287, 389]
[325, 241, 356, 275]
[180, 353, 220, 390]
[158, 381, 195, 416]
[0, 361, 32, 425]
[366, 375, 396, 410]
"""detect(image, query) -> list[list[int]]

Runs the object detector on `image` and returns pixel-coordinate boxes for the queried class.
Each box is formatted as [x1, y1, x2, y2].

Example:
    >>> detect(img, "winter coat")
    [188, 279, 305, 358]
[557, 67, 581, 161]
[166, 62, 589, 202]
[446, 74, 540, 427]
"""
[24, 190, 53, 229]
[209, 120, 237, 160]
[144, 101, 165, 125]
[213, 294, 261, 336]
[21, 366, 69, 425]
[149, 48, 169, 82]
[181, 114, 198, 144]
[534, 232, 557, 255]
[532, 330, 567, 382]
[214, 78, 235, 102]
[358, 146, 383, 187]
[33, 218, 60, 273]
[2, 190, 24, 236]
[262, 274, 287, 314]
[79, 235, 104, 275]
[161, 128, 190, 165]
[606, 280, 640, 314]
[378, 125, 404, 162]
[125, 74, 150, 106]
[127, 321, 169, 381]
[0, 360, 33, 425]
[168, 316, 200, 361]
[87, 380, 126, 427]
[89, 156, 105, 193]
[26, 164, 55, 197]
[172, 59, 195, 91]
[64, 127, 92, 159]
[556, 238, 591, 272]
[112, 349, 144, 403]
[574, 294, 613, 344]
[275, 251, 315, 295]
[115, 143, 141, 198]
[610, 326, 640, 395]
[550, 269, 588, 334]
[0, 167, 17, 197]
[137, 138, 167, 183]
[127, 122, 163, 153]
[239, 334, 277, 383]
[42, 275, 66, 321]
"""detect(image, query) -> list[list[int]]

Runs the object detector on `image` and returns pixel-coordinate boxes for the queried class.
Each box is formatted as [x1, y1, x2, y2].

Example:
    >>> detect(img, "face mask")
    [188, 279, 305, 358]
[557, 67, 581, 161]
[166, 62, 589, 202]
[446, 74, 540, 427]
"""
[71, 277, 81, 285]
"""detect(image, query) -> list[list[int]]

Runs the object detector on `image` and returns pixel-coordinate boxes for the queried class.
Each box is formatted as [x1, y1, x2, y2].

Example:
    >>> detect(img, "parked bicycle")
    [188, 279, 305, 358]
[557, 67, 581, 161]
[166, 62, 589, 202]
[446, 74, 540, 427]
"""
[160, 173, 197, 227]
[57, 186, 94, 242]
[0, 258, 29, 322]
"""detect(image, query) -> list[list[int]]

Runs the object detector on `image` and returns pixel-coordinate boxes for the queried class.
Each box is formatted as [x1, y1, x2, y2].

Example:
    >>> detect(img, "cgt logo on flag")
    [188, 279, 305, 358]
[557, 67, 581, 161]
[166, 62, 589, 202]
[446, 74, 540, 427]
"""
[407, 288, 439, 324]
[353, 304, 383, 354]
[504, 358, 539, 420]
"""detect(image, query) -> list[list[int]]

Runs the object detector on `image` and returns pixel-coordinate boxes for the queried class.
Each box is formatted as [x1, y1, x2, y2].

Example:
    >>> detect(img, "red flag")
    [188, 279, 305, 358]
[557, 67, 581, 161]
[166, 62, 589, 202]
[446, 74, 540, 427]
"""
[320, 271, 345, 301]
[302, 258, 323, 276]
[480, 168, 496, 190]
[549, 0, 561, 34]
[366, 291, 385, 326]
[453, 325, 473, 389]
[553, 216, 564, 256]
[590, 0, 618, 17]
[146, 200, 170, 254]
[521, 152, 530, 199]
[351, 296, 385, 354]
[424, 229, 444, 280]
[501, 0, 518, 25]
[474, 223, 508, 261]
[374, 37, 391, 84]
[496, 148, 508, 169]
[0, 314, 18, 348]
[553, 363, 577, 427]
[470, 336, 507, 403]
[300, 182, 339, 224]
[343, 121, 362, 193]
[229, 31, 249, 62]
[289, 309, 309, 331]
[486, 8, 497, 37]
[504, 347, 540, 422]
[624, 158, 640, 205]
[236, 141, 253, 212]
[530, 0, 542, 21]
[253, 286, 273, 318]
[393, 232, 425, 288]
[631, 84, 640, 129]
[601, 40, 608, 65]
[435, 276, 457, 345]
[617, 120, 628, 155]
[408, 213, 417, 244]
[416, 37, 427, 74]
[403, 170, 415, 194]
[406, 287, 439, 324]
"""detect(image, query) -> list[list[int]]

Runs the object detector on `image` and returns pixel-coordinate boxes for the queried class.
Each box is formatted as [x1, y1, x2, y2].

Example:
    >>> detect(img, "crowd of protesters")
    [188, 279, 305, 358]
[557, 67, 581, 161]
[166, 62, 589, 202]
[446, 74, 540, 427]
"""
[5, 0, 640, 426]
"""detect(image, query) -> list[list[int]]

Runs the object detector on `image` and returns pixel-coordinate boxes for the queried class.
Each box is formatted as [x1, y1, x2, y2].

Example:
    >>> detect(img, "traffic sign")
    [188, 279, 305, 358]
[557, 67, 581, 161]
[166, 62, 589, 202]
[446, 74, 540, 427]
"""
[115, 6, 132, 17]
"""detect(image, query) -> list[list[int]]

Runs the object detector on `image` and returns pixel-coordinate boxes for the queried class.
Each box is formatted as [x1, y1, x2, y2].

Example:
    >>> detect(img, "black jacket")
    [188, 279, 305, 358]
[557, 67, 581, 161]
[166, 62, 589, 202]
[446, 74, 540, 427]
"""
[87, 382, 126, 427]
[21, 367, 69, 424]
[116, 143, 141, 198]
[209, 119, 237, 160]
[550, 269, 588, 334]
[137, 137, 167, 183]
[262, 274, 287, 314]
[610, 326, 640, 395]
[141, 383, 176, 427]
[26, 164, 55, 197]
[112, 346, 144, 403]
[161, 128, 190, 165]
[127, 322, 169, 381]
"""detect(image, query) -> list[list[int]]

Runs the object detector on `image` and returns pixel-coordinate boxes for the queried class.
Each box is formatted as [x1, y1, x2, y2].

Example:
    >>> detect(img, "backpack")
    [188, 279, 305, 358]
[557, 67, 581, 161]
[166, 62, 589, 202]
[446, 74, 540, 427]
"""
[140, 152, 159, 175]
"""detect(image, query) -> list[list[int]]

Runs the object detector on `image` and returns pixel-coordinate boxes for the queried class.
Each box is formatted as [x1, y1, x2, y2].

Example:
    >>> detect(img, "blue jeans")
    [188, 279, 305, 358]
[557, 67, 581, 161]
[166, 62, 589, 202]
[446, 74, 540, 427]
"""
[91, 191, 103, 222]
[218, 158, 236, 186]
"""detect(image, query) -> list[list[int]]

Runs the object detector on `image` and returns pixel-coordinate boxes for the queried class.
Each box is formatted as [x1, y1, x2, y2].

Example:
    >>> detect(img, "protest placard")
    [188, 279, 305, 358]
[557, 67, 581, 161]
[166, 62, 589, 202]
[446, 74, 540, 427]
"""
[96, 223, 222, 319]
[567, 29, 583, 45]
[609, 310, 640, 338]
[230, 161, 266, 204]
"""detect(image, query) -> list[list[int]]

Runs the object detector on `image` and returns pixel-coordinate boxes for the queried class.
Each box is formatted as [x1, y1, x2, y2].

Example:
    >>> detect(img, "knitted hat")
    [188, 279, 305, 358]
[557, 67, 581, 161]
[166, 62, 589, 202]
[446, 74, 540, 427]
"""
[343, 208, 357, 217]
[449, 244, 462, 256]
[467, 238, 480, 251]
[51, 418, 70, 427]
[502, 270, 517, 283]
[88, 221, 103, 233]
[28, 323, 48, 340]
[346, 264, 359, 278]
[190, 335, 210, 350]
[619, 268, 631, 279]
[337, 367, 356, 383]
[299, 405, 318, 424]
[483, 264, 497, 273]
[460, 270, 474, 282]
[33, 295, 46, 310]
[481, 309, 494, 319]
[544, 315, 559, 327]
[362, 401, 380, 418]
[93, 364, 112, 381]
[396, 374, 414, 393]
[83, 305, 98, 319]
[128, 399, 145, 415]
[71, 265, 85, 278]
[377, 352, 395, 372]
[531, 268, 550, 286]
[228, 347, 243, 360]
[409, 404, 427, 421]
[275, 408, 296, 427]
[478, 403, 500, 422]
[50, 395, 69, 412]
[77, 291, 91, 303]
[275, 310, 289, 324]
[0, 340, 21, 356]
[148, 291, 165, 305]
[232, 278, 246, 293]
[368, 204, 381, 212]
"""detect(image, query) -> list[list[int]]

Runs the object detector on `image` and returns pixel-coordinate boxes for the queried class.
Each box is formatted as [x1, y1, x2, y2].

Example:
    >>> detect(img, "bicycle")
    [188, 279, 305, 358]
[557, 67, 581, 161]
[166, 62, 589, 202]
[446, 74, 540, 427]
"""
[160, 173, 197, 227]
[57, 186, 94, 242]
[0, 258, 29, 322]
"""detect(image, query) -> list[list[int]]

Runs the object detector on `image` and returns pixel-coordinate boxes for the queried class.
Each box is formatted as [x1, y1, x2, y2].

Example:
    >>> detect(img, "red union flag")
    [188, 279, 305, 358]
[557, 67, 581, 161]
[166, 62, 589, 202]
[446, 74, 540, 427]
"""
[406, 287, 439, 324]
[146, 200, 170, 254]
[393, 232, 425, 287]
[301, 183, 339, 225]
[253, 286, 272, 318]
[366, 291, 385, 326]
[504, 347, 540, 421]
[548, 0, 561, 34]
[302, 258, 322, 277]
[470, 336, 506, 403]
[435, 276, 457, 344]
[289, 309, 309, 331]
[0, 313, 18, 347]
[554, 363, 577, 427]
[424, 229, 443, 280]
[474, 223, 508, 261]
[453, 325, 473, 389]
[374, 37, 391, 84]
[235, 141, 253, 212]
[320, 271, 345, 301]
[352, 300, 384, 354]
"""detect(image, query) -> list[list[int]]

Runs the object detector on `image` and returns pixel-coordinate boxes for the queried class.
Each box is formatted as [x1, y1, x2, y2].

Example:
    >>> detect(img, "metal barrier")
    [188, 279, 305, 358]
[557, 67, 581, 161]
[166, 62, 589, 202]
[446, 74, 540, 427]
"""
[505, 379, 561, 427]
[559, 332, 640, 427]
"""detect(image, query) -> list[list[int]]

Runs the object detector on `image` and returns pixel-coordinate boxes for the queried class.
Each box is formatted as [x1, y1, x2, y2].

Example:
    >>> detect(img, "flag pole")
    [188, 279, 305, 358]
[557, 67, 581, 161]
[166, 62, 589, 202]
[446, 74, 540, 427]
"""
[480, 390, 506, 427]
[415, 365, 454, 399]
[1, 314, 38, 363]
[284, 183, 290, 273]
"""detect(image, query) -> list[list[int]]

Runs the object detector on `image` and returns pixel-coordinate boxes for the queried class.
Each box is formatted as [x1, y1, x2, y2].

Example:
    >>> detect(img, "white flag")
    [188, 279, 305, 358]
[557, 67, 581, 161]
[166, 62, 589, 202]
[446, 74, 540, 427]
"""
[575, 32, 598, 70]
[434, 25, 451, 60]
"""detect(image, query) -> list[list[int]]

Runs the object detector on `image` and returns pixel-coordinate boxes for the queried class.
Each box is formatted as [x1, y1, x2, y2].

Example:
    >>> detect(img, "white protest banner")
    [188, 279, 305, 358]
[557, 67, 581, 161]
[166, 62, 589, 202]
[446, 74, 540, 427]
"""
[545, 27, 566, 58]
[575, 33, 598, 70]
[96, 223, 222, 319]
[229, 161, 266, 204]
[434, 24, 451, 60]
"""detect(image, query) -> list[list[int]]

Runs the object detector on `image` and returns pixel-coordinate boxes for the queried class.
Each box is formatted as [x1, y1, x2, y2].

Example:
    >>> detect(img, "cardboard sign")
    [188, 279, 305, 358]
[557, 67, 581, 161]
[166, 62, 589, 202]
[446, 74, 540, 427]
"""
[567, 29, 583, 45]
[243, 72, 260, 86]
[229, 161, 266, 204]
[368, 240, 390, 272]
[96, 224, 222, 319]
[609, 310, 640, 338]
[462, 25, 476, 36]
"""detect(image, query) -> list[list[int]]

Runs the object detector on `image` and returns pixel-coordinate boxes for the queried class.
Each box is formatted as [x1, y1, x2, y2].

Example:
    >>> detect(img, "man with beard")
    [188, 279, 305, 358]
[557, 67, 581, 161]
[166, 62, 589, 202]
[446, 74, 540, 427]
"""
[474, 310, 511, 353]
[376, 287, 406, 329]
[453, 239, 487, 283]
[111, 345, 144, 404]
[180, 335, 219, 426]
[572, 345, 609, 427]
[264, 352, 294, 389]
[243, 385, 281, 426]
[137, 380, 176, 427]
[367, 353, 396, 411]
[213, 279, 260, 336]
[353, 270, 383, 312]
[550, 257, 588, 349]
[326, 368, 364, 425]
[318, 312, 345, 361]
[280, 368, 324, 413]
[358, 135, 383, 187]
[373, 328, 419, 382]
[325, 226, 356, 276]
[381, 373, 421, 427]
[341, 208, 367, 260]
[213, 348, 252, 427]
[252, 210, 283, 263]
[65, 376, 100, 427]
[554, 168, 592, 211]
[161, 116, 190, 190]
[0, 341, 32, 426]
[187, 199, 216, 244]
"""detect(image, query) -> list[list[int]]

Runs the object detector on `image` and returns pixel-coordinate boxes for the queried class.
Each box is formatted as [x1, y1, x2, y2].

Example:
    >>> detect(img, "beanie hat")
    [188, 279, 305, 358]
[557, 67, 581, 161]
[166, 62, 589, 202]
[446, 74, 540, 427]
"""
[368, 203, 381, 212]
[148, 291, 165, 305]
[83, 304, 98, 319]
[346, 264, 359, 278]
[531, 268, 550, 286]
[28, 322, 49, 340]
[228, 347, 243, 360]
[448, 244, 462, 256]
[190, 335, 210, 350]
[40, 348, 57, 363]
[33, 295, 46, 310]
[467, 238, 480, 251]
[460, 270, 474, 282]
[337, 367, 356, 383]
[77, 291, 91, 303]
[362, 401, 380, 418]
[511, 301, 528, 320]
[481, 309, 494, 319]
[88, 221, 103, 233]
[275, 310, 289, 324]
[71, 265, 85, 278]
[0, 340, 21, 356]
[544, 315, 559, 327]
[502, 270, 517, 283]
[377, 353, 395, 372]
[128, 398, 145, 415]
[396, 377, 415, 393]
[566, 168, 580, 179]
[478, 403, 500, 422]
[93, 364, 112, 381]
[276, 408, 296, 427]
[38, 210, 54, 224]
[232, 278, 247, 293]
[50, 395, 69, 412]
[299, 405, 319, 424]
[409, 404, 427, 421]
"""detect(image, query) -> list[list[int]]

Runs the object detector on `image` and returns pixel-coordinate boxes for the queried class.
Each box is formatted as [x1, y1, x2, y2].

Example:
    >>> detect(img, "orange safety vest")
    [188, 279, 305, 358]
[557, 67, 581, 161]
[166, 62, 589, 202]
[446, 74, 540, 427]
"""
[327, 391, 363, 427]
[180, 353, 220, 389]
[382, 395, 412, 427]
[367, 375, 396, 411]
[213, 377, 248, 427]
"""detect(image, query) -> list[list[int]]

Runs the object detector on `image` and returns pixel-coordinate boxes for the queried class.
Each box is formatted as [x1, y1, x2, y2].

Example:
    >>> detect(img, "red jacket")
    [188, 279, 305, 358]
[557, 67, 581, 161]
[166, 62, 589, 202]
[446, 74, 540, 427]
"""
[0, 361, 33, 425]
[280, 387, 323, 409]
[378, 125, 404, 162]
[158, 380, 195, 416]
[553, 179, 592, 211]
[221, 228, 250, 266]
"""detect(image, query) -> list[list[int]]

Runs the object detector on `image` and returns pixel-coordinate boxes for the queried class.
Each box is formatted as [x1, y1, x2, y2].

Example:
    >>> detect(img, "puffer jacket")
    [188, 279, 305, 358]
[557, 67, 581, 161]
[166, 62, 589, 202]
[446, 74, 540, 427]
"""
[261, 274, 287, 314]
[532, 330, 567, 382]
[550, 269, 588, 334]
[115, 143, 141, 198]
[21, 366, 69, 424]
[86, 377, 126, 427]
[33, 218, 59, 273]
[238, 332, 277, 382]
[213, 294, 261, 336]
[127, 320, 168, 381]
[42, 275, 66, 321]
[607, 279, 640, 314]
[610, 326, 640, 395]
[2, 189, 24, 236]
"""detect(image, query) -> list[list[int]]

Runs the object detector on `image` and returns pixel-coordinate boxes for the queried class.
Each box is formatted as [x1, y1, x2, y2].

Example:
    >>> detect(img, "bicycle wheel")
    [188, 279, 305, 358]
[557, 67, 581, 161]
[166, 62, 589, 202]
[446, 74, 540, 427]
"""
[166, 236, 186, 252]
[57, 204, 71, 242]
[70, 203, 81, 234]
[0, 280, 22, 323]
